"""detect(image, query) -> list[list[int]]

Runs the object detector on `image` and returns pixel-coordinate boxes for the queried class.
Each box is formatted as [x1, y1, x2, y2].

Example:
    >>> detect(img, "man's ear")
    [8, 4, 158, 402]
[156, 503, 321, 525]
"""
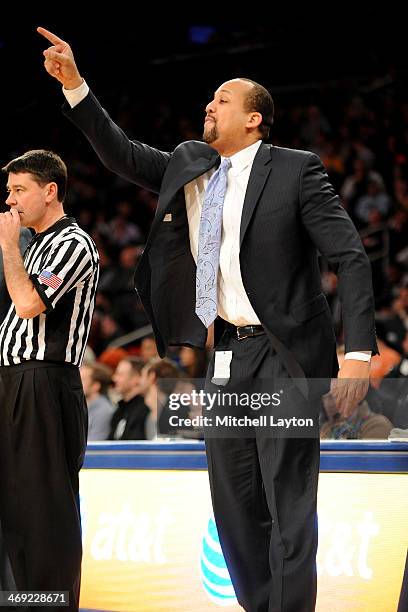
[45, 182, 58, 203]
[246, 112, 262, 130]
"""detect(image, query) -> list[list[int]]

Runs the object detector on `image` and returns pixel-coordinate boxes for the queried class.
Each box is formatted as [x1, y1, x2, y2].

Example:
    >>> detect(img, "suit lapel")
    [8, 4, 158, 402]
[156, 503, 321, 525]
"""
[239, 144, 273, 247]
[159, 155, 219, 216]
[147, 153, 219, 245]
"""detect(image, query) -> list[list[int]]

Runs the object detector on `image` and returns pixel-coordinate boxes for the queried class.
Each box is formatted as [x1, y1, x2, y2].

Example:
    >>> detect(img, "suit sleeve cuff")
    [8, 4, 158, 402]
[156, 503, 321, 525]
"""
[62, 80, 89, 108]
[344, 351, 372, 362]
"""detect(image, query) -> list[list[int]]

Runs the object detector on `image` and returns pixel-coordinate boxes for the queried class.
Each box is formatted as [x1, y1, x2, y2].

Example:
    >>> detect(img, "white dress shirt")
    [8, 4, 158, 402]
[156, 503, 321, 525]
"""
[184, 140, 262, 326]
[63, 82, 371, 362]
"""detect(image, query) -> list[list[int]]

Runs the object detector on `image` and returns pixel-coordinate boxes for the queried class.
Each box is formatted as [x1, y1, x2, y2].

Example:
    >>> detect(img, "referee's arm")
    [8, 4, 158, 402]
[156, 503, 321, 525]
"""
[1, 242, 46, 318]
[0, 211, 46, 319]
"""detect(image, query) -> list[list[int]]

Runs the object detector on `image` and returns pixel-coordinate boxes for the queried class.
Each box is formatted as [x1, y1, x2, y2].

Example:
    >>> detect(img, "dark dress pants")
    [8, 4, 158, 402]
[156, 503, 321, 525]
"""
[204, 330, 319, 612]
[0, 362, 87, 612]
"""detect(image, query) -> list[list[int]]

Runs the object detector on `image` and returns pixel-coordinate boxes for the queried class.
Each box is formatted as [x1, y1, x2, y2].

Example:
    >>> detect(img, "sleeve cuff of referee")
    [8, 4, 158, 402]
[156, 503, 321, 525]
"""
[30, 275, 54, 314]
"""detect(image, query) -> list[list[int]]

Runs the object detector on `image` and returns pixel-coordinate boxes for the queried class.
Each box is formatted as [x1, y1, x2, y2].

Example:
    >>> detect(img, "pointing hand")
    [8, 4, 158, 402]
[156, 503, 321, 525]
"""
[37, 27, 83, 90]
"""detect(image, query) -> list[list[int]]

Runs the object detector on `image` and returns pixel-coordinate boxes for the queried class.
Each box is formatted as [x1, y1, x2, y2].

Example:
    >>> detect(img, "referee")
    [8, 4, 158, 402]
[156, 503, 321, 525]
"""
[0, 227, 31, 594]
[0, 150, 99, 611]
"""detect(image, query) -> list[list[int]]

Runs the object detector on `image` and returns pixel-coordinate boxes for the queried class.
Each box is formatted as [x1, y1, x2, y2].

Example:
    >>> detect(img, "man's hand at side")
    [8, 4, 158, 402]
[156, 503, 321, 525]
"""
[330, 359, 370, 418]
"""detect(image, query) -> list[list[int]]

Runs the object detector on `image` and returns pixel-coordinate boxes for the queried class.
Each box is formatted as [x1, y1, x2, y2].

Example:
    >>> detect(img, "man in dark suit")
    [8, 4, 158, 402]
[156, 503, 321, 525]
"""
[38, 27, 378, 612]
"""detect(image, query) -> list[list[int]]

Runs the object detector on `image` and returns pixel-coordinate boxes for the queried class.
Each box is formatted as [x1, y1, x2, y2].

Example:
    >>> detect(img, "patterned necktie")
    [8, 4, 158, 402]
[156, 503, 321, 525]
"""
[195, 157, 231, 327]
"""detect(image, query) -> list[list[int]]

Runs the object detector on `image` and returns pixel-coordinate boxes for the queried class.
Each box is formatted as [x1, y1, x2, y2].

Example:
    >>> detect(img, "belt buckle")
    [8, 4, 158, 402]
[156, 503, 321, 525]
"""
[237, 326, 252, 341]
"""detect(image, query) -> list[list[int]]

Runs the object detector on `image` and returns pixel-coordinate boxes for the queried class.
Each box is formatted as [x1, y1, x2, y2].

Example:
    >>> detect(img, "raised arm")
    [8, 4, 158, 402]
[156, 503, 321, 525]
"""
[37, 27, 171, 193]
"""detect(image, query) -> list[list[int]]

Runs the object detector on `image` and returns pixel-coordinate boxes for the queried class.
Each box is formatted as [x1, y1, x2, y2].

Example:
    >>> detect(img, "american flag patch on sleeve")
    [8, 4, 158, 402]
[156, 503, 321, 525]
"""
[38, 270, 63, 289]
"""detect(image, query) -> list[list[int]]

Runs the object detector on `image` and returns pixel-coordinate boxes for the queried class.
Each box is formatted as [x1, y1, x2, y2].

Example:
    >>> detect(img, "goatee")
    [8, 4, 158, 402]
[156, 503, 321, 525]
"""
[203, 124, 218, 144]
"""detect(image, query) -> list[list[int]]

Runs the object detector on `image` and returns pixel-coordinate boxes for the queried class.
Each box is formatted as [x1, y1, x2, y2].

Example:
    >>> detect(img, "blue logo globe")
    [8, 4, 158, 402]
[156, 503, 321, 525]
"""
[200, 516, 237, 606]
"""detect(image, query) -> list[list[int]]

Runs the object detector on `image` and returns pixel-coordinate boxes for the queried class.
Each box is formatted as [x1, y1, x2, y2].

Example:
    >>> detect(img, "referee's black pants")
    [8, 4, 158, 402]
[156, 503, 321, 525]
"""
[204, 329, 320, 612]
[0, 361, 87, 612]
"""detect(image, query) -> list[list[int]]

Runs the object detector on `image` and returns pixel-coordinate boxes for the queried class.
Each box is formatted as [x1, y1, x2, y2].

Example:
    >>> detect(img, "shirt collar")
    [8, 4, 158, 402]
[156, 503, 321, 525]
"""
[31, 216, 76, 241]
[221, 140, 262, 176]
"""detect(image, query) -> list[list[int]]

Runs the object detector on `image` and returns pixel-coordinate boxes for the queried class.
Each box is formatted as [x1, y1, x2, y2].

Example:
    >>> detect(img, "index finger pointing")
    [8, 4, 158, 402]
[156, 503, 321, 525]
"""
[37, 26, 66, 46]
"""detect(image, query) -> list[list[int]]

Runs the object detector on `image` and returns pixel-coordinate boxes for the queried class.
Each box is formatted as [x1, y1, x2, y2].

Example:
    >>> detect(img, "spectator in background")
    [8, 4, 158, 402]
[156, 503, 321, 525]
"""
[92, 241, 148, 339]
[139, 357, 185, 439]
[375, 282, 407, 354]
[98, 346, 128, 371]
[98, 313, 124, 353]
[392, 277, 408, 323]
[300, 104, 331, 147]
[389, 209, 408, 264]
[320, 139, 345, 191]
[95, 242, 119, 297]
[109, 200, 143, 247]
[179, 346, 208, 378]
[320, 394, 393, 439]
[370, 322, 402, 387]
[109, 356, 150, 440]
[113, 245, 148, 331]
[340, 158, 385, 220]
[140, 334, 158, 362]
[379, 330, 408, 429]
[321, 270, 342, 339]
[80, 362, 114, 441]
[387, 330, 408, 379]
[355, 179, 392, 225]
[350, 140, 375, 170]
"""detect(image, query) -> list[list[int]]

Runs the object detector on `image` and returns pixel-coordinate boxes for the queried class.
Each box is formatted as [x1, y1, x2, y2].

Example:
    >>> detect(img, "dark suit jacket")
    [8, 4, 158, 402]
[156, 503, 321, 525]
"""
[109, 395, 150, 440]
[64, 91, 378, 379]
[0, 228, 32, 323]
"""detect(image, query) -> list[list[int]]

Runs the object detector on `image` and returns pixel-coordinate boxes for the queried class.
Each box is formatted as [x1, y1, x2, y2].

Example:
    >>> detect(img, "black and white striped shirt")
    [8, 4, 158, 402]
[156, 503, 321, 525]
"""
[0, 217, 99, 367]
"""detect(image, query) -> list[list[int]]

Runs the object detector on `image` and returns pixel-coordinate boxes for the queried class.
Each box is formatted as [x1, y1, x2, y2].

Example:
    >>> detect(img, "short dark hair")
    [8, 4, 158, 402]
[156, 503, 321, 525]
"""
[2, 149, 67, 202]
[123, 356, 145, 375]
[89, 363, 112, 396]
[146, 357, 180, 395]
[240, 78, 274, 140]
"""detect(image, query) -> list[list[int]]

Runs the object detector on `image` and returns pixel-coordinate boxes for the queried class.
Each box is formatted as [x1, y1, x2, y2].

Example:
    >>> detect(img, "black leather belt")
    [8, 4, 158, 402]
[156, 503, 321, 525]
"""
[226, 322, 265, 341]
[218, 318, 308, 398]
